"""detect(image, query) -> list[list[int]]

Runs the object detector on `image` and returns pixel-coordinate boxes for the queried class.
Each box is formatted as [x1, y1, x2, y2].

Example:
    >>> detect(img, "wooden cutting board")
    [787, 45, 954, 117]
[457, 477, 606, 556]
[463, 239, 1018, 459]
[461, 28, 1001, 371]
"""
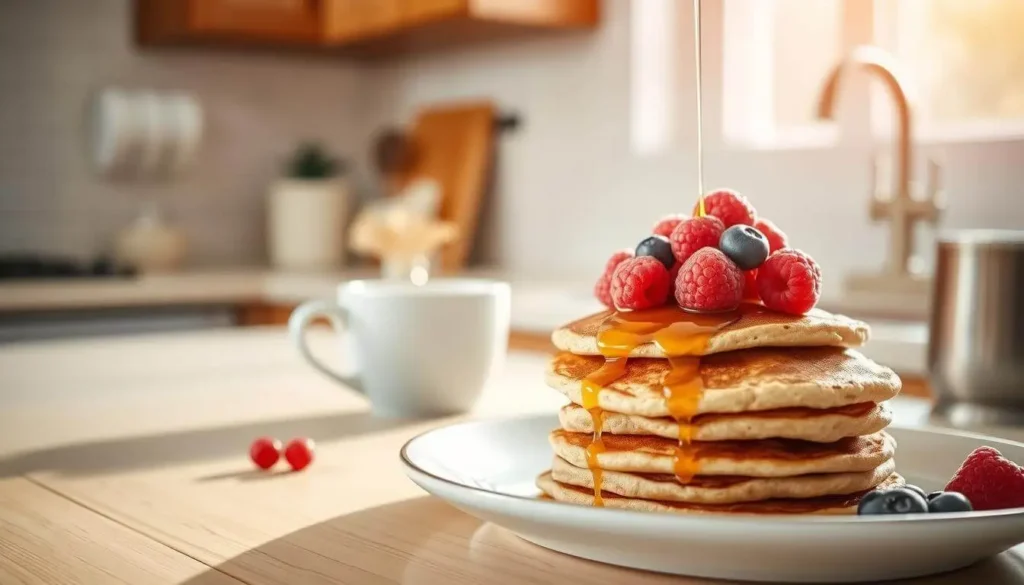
[394, 100, 497, 273]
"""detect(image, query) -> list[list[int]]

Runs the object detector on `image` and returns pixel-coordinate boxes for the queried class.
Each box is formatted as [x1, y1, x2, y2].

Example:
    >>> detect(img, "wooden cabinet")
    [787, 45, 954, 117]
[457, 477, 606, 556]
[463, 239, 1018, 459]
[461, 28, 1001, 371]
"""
[135, 0, 599, 54]
[321, 0, 405, 43]
[136, 0, 324, 46]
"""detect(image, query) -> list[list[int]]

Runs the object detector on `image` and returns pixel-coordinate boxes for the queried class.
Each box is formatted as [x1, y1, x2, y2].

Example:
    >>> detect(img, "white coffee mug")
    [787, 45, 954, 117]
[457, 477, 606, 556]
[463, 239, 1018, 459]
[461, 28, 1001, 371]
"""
[289, 279, 510, 417]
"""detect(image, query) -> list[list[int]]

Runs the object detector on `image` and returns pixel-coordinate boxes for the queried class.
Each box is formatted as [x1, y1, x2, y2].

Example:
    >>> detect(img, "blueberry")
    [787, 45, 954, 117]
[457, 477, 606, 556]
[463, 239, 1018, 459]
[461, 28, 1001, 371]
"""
[719, 225, 770, 270]
[635, 235, 675, 269]
[904, 484, 928, 500]
[927, 490, 944, 501]
[857, 488, 929, 516]
[928, 492, 973, 513]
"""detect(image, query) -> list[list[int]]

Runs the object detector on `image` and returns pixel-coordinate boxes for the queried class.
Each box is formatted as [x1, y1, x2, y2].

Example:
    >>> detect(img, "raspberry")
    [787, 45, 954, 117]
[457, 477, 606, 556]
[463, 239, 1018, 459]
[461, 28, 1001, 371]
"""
[743, 269, 759, 302]
[694, 189, 757, 228]
[667, 263, 682, 298]
[674, 248, 744, 312]
[669, 215, 725, 265]
[757, 249, 821, 315]
[945, 446, 1024, 511]
[610, 257, 672, 310]
[755, 218, 789, 253]
[652, 214, 686, 239]
[594, 249, 634, 308]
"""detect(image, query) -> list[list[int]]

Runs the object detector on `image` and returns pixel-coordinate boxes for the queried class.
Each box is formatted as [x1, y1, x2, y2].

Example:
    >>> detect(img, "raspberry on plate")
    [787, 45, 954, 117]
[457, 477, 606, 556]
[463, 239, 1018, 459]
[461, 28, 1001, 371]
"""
[945, 446, 1024, 511]
[652, 214, 687, 239]
[611, 256, 672, 310]
[694, 189, 756, 228]
[675, 248, 744, 312]
[757, 249, 821, 315]
[669, 215, 725, 265]
[755, 218, 789, 253]
[594, 249, 634, 308]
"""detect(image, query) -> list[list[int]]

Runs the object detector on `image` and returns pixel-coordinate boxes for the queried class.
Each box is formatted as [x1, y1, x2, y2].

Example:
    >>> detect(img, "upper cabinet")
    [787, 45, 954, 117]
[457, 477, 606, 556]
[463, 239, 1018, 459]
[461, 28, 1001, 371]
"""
[135, 0, 600, 56]
[136, 0, 324, 46]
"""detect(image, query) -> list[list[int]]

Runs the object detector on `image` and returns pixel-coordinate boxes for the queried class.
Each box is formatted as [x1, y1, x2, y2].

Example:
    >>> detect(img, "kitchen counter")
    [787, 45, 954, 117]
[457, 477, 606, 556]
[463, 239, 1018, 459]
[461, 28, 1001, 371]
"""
[0, 327, 1018, 584]
[0, 269, 930, 374]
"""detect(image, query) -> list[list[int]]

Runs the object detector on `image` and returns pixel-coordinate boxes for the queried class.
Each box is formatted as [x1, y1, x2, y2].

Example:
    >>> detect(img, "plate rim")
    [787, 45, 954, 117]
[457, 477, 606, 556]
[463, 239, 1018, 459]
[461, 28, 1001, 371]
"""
[399, 413, 1024, 525]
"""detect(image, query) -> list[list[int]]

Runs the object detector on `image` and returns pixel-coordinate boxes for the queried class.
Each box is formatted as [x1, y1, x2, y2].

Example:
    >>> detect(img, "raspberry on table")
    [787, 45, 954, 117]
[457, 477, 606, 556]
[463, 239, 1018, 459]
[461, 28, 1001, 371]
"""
[594, 249, 634, 307]
[669, 215, 725, 265]
[610, 256, 672, 310]
[674, 248, 744, 312]
[694, 189, 757, 228]
[755, 218, 789, 253]
[945, 446, 1024, 511]
[757, 249, 821, 315]
[652, 214, 686, 239]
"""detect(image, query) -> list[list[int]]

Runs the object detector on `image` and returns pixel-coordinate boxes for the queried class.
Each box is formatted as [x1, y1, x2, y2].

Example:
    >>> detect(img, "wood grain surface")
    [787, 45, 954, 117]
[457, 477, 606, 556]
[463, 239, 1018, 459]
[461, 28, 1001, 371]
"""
[0, 477, 241, 584]
[0, 328, 1016, 584]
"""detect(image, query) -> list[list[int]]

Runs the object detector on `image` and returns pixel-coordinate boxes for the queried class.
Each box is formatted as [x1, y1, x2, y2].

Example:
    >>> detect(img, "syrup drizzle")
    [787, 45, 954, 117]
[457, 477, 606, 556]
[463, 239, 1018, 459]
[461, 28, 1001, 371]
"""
[579, 305, 744, 506]
[694, 0, 706, 217]
[575, 0, 729, 505]
[580, 358, 626, 507]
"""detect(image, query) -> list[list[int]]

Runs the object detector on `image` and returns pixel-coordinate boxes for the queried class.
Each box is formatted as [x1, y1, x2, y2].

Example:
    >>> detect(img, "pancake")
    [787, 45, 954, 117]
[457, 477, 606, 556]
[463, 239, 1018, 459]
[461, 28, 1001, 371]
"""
[550, 430, 895, 477]
[550, 456, 896, 504]
[547, 347, 901, 418]
[552, 306, 869, 358]
[558, 401, 892, 443]
[537, 472, 906, 515]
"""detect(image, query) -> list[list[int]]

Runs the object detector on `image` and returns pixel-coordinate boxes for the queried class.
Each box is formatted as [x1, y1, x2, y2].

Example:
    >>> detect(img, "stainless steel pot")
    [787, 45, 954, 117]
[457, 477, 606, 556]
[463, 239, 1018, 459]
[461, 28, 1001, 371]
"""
[929, 230, 1024, 425]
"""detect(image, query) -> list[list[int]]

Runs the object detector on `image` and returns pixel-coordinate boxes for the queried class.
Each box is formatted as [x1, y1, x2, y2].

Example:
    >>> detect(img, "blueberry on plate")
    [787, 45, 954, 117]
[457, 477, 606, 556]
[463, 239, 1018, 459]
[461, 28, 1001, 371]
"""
[635, 235, 676, 269]
[928, 492, 973, 513]
[903, 484, 928, 500]
[719, 225, 770, 270]
[857, 488, 929, 516]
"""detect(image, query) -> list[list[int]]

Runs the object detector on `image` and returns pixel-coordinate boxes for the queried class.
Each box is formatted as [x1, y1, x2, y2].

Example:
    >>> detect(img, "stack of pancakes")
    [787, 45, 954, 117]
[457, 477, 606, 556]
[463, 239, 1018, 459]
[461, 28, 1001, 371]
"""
[537, 305, 904, 514]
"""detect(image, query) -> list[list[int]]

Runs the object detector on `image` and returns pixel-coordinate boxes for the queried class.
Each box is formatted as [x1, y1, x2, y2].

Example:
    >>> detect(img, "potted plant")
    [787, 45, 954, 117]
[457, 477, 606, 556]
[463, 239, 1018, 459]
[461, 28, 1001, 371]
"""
[267, 142, 351, 270]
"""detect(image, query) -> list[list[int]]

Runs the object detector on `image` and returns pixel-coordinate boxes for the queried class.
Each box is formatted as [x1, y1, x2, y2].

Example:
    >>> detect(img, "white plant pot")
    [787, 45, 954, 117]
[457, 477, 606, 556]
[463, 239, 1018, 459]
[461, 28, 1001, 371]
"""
[267, 178, 348, 271]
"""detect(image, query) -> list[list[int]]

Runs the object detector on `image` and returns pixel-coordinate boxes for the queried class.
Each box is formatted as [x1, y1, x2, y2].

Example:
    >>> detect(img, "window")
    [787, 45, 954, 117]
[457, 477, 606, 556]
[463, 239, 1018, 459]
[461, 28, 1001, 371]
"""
[715, 0, 1024, 148]
[631, 0, 681, 155]
[874, 0, 1024, 140]
[722, 0, 844, 148]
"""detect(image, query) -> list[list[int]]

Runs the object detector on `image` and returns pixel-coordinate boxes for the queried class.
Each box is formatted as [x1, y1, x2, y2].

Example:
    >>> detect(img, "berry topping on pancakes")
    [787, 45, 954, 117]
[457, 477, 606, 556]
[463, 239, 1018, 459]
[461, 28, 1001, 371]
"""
[591, 191, 822, 314]
[611, 257, 672, 310]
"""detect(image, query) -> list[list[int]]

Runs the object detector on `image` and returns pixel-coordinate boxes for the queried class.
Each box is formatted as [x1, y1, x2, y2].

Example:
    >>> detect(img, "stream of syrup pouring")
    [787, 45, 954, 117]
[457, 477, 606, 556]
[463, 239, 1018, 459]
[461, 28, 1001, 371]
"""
[580, 0, 715, 507]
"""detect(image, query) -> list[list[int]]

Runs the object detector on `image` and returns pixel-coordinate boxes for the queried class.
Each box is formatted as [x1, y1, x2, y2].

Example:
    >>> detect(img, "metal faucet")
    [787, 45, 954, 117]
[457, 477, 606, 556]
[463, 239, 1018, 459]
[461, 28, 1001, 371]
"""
[817, 46, 942, 282]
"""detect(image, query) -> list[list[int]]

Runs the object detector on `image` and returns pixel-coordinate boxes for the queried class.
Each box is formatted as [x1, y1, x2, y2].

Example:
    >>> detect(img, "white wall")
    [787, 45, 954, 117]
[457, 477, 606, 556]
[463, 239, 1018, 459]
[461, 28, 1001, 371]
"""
[360, 0, 1024, 298]
[0, 0, 364, 267]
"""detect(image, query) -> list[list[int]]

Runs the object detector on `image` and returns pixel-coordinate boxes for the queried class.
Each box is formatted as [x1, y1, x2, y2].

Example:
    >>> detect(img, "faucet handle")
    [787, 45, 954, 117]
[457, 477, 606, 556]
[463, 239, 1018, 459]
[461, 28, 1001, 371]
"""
[868, 152, 891, 221]
[922, 158, 944, 222]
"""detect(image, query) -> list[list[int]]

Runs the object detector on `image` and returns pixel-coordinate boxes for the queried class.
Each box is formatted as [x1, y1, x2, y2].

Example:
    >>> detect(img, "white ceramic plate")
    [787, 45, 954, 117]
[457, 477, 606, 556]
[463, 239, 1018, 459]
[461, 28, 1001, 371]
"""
[401, 415, 1024, 583]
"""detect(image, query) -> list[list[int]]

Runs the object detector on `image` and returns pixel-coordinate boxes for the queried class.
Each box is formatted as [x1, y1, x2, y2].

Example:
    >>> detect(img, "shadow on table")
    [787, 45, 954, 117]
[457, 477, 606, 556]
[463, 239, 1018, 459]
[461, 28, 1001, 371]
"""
[177, 495, 687, 585]
[175, 495, 1024, 585]
[0, 410, 422, 478]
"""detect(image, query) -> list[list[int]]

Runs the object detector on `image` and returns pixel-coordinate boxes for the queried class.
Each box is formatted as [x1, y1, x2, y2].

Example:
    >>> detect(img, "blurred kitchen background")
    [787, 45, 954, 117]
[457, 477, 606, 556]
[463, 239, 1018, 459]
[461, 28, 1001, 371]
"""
[0, 0, 1020, 367]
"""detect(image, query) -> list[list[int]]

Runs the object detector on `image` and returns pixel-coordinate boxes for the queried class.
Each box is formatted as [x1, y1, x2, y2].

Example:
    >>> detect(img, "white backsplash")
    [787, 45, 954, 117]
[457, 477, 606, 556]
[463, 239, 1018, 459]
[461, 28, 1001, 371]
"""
[0, 0, 364, 267]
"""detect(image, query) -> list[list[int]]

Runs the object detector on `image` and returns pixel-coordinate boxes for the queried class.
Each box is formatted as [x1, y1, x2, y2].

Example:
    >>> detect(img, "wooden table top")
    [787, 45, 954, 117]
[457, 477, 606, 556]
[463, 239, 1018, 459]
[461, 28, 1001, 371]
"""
[0, 327, 1021, 585]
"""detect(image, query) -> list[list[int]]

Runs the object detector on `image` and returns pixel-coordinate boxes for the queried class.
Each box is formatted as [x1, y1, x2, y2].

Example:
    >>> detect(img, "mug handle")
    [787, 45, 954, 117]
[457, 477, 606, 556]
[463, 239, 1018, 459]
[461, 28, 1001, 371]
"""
[288, 299, 363, 393]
